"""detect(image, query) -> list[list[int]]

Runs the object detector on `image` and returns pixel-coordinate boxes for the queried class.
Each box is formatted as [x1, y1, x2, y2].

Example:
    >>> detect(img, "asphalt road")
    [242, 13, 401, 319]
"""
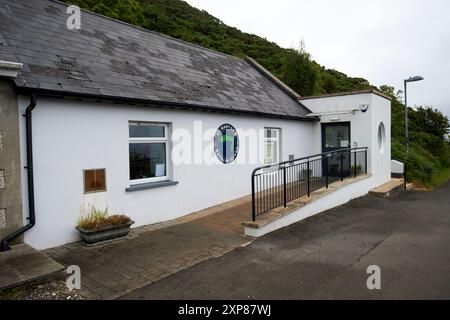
[120, 182, 450, 300]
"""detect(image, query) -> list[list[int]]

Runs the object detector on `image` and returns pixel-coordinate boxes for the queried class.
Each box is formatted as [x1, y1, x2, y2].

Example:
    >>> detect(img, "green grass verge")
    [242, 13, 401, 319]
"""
[422, 166, 450, 189]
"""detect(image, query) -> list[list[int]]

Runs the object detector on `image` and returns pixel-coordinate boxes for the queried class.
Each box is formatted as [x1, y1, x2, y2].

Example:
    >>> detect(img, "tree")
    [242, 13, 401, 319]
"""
[379, 85, 403, 102]
[380, 84, 450, 184]
[280, 45, 318, 96]
[413, 107, 449, 139]
[321, 72, 337, 93]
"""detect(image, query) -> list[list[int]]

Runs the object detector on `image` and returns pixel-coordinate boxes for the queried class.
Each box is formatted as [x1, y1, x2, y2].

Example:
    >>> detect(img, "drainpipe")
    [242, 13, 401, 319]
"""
[1, 94, 37, 251]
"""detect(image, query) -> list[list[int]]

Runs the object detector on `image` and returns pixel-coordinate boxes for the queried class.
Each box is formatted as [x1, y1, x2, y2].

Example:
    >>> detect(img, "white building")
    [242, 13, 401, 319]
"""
[0, 0, 392, 250]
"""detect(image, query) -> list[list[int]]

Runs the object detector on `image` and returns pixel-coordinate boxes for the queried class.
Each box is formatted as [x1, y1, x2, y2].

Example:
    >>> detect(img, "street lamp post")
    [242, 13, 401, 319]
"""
[404, 76, 424, 154]
[403, 75, 424, 189]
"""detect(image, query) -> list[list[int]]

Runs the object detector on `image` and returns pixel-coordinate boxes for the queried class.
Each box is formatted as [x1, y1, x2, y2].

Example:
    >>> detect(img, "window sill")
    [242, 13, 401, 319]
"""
[125, 180, 179, 192]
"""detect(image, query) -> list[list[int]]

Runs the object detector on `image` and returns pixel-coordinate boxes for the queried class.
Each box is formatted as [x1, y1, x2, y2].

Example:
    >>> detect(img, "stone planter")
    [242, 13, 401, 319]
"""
[76, 221, 134, 246]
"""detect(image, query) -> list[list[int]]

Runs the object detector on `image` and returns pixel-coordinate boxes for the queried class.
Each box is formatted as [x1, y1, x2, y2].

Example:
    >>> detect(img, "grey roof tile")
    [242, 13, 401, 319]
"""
[0, 0, 311, 119]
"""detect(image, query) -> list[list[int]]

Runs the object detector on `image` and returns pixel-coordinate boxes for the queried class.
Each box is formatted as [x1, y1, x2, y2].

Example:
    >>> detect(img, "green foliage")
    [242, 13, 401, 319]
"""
[411, 107, 449, 139]
[63, 0, 373, 95]
[280, 47, 318, 96]
[320, 71, 338, 93]
[380, 85, 450, 187]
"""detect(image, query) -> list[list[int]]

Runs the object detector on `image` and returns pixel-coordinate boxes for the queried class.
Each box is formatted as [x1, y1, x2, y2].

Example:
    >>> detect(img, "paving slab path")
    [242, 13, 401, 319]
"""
[47, 199, 252, 299]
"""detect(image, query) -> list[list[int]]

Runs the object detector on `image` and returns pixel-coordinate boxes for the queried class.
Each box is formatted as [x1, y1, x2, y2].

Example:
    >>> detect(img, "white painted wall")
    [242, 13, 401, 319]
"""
[17, 91, 391, 249]
[369, 93, 392, 186]
[301, 92, 391, 186]
[18, 96, 316, 249]
[302, 93, 374, 166]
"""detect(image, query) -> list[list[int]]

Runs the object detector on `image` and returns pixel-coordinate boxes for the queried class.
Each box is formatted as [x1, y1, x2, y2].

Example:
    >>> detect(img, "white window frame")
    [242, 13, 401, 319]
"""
[128, 122, 170, 184]
[264, 128, 281, 165]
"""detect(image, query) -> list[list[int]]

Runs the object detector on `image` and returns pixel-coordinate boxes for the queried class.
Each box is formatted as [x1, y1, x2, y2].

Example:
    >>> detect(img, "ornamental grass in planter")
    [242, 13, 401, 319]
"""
[76, 205, 134, 245]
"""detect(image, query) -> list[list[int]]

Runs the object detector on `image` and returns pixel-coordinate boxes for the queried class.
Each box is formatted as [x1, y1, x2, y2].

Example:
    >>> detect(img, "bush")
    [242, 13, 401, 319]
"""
[405, 151, 436, 183]
[380, 85, 450, 187]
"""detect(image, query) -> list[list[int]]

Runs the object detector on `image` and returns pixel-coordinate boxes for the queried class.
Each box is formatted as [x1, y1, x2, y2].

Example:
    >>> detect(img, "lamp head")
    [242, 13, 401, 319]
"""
[405, 76, 424, 83]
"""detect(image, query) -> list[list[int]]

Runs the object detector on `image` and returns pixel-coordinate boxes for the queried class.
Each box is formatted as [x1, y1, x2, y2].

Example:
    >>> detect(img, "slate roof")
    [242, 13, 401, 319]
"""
[0, 0, 312, 120]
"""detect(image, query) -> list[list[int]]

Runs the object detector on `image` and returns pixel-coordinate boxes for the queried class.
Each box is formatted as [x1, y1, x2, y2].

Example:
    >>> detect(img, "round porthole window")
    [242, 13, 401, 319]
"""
[378, 122, 386, 154]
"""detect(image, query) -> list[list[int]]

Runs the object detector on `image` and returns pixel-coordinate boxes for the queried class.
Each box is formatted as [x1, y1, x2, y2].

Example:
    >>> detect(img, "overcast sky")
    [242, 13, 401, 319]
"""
[185, 0, 450, 117]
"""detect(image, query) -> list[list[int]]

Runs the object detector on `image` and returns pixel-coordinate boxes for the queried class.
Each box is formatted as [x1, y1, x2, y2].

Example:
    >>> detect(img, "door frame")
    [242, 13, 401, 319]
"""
[321, 121, 351, 153]
[321, 122, 351, 177]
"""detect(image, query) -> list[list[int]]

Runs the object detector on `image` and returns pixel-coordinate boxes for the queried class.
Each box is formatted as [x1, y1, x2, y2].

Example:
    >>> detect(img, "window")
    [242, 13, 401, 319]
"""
[83, 169, 106, 193]
[264, 128, 281, 164]
[324, 124, 350, 149]
[129, 122, 169, 183]
[378, 122, 386, 154]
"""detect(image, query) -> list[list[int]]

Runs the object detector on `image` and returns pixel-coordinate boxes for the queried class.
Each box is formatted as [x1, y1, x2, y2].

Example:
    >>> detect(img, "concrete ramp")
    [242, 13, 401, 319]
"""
[243, 174, 375, 238]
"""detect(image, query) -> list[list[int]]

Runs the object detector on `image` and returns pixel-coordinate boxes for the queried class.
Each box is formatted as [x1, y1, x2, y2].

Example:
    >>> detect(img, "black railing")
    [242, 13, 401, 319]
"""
[251, 147, 368, 221]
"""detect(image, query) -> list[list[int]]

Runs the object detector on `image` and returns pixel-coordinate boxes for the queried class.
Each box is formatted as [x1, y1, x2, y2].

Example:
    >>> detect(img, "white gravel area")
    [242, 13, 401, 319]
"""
[0, 280, 84, 300]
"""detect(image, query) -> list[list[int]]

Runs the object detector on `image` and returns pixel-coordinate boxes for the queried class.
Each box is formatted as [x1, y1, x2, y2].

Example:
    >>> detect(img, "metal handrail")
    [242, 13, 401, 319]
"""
[251, 147, 368, 176]
[251, 147, 368, 221]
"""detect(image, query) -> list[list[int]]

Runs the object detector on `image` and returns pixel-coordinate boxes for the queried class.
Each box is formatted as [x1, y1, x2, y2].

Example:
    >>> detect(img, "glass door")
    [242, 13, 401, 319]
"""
[321, 122, 351, 177]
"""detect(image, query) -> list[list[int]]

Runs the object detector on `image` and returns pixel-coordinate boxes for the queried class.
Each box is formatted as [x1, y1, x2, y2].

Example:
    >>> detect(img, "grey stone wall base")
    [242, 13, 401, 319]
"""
[0, 78, 23, 241]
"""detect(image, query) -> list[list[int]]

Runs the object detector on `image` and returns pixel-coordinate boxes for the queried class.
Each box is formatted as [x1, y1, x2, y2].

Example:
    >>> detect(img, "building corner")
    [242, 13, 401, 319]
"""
[0, 66, 24, 244]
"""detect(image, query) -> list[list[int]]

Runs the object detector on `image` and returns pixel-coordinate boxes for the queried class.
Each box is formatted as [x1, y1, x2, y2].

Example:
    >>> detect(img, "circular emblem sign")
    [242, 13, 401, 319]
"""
[214, 124, 239, 164]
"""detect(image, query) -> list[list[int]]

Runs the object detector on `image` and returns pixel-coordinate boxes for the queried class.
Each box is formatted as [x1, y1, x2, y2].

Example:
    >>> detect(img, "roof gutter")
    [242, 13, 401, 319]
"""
[15, 86, 317, 122]
[1, 94, 37, 251]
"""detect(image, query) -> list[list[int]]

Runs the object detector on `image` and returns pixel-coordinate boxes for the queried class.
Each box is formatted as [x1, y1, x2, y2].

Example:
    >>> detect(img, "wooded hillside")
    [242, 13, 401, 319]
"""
[64, 0, 373, 96]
